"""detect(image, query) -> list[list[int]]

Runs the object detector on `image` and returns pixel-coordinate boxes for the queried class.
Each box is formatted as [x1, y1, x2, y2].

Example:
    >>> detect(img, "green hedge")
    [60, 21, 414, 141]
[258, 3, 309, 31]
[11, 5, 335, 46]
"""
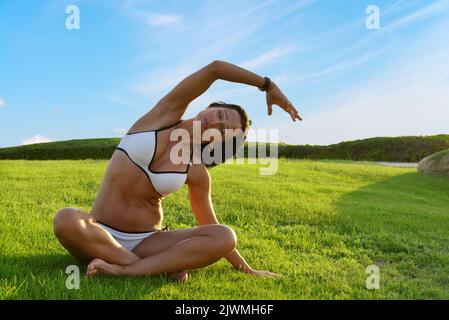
[0, 138, 121, 160]
[1, 135, 449, 162]
[274, 135, 449, 162]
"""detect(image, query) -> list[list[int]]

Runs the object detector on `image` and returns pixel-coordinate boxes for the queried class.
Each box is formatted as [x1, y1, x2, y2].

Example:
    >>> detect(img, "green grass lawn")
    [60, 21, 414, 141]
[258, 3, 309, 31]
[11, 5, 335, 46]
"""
[0, 159, 448, 299]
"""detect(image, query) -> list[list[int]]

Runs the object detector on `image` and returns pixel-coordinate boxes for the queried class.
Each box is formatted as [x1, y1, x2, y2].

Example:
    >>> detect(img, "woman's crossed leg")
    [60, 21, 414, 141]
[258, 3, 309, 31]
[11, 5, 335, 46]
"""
[53, 207, 237, 281]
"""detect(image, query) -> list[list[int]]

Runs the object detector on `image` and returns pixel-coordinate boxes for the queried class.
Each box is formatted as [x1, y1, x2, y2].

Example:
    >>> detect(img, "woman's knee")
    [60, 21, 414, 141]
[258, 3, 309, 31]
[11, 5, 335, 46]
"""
[206, 224, 237, 254]
[53, 207, 89, 241]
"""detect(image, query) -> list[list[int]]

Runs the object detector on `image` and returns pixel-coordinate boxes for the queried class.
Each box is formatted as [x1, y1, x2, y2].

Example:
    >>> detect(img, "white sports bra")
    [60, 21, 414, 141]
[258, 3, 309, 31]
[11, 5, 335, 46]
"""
[116, 120, 192, 197]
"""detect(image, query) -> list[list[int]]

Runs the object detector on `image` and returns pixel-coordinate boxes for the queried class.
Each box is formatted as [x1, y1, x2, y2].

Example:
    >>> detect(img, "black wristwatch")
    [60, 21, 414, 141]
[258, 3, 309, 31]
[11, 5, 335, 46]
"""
[258, 76, 271, 92]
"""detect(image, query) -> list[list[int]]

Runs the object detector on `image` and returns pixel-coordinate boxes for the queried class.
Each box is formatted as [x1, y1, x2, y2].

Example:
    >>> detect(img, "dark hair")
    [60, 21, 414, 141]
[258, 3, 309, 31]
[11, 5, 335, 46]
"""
[201, 101, 251, 168]
[207, 101, 251, 133]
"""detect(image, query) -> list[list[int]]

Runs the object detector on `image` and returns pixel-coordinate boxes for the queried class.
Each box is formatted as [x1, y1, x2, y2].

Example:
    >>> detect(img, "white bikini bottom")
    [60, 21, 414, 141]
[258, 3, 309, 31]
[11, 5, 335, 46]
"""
[97, 222, 160, 251]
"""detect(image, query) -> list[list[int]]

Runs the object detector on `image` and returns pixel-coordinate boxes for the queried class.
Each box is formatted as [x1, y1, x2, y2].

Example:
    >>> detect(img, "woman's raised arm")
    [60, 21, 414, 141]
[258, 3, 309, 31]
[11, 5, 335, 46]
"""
[146, 60, 301, 128]
[156, 61, 219, 118]
[158, 60, 265, 115]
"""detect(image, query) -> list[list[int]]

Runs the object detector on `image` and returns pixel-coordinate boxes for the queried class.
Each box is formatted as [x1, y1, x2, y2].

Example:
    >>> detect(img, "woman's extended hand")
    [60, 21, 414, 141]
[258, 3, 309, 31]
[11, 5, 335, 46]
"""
[265, 81, 302, 122]
[245, 268, 282, 278]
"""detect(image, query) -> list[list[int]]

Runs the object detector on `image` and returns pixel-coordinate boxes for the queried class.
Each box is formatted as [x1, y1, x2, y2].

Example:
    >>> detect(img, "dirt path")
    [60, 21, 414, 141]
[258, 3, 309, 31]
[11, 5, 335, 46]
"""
[377, 162, 418, 168]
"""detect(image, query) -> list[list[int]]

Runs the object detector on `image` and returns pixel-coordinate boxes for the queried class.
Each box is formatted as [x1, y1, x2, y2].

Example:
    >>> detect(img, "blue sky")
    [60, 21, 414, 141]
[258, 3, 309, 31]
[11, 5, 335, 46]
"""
[1, 0, 448, 147]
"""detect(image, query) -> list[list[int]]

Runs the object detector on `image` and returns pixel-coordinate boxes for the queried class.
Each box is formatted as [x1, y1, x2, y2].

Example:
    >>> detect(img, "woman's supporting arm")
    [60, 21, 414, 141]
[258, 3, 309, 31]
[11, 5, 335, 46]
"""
[186, 164, 252, 274]
[224, 249, 251, 272]
[186, 164, 279, 277]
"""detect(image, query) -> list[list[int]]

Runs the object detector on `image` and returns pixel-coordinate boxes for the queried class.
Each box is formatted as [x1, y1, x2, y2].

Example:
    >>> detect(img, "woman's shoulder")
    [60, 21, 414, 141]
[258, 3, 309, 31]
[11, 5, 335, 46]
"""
[128, 102, 182, 133]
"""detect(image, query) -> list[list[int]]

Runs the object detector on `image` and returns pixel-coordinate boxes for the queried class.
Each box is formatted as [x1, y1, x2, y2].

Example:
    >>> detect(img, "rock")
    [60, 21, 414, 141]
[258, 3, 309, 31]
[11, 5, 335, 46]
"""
[417, 149, 449, 176]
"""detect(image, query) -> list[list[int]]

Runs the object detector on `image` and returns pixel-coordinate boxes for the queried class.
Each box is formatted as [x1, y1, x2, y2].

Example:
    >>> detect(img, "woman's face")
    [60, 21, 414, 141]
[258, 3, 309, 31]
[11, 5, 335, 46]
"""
[195, 107, 242, 136]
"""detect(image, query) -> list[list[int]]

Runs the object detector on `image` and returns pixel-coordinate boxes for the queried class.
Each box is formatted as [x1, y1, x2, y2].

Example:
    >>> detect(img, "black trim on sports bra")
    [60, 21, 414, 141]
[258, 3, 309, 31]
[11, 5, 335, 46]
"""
[148, 127, 193, 175]
[116, 119, 193, 197]
[125, 119, 192, 173]
[116, 146, 167, 196]
[126, 119, 184, 135]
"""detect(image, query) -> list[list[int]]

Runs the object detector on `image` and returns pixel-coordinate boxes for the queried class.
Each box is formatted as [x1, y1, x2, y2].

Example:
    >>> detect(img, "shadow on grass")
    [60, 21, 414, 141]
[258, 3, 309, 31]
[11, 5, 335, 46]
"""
[333, 171, 449, 298]
[335, 171, 449, 246]
[0, 253, 184, 299]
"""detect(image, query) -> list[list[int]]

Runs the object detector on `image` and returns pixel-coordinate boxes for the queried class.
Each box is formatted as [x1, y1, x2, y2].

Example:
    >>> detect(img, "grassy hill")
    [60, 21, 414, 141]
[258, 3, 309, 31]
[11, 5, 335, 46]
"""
[1, 134, 449, 162]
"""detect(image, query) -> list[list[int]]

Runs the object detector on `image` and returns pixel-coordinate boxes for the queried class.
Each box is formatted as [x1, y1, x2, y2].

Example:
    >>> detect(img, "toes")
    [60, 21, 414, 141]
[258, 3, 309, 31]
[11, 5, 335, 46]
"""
[86, 258, 101, 277]
[167, 271, 189, 282]
[86, 265, 97, 278]
[176, 271, 189, 282]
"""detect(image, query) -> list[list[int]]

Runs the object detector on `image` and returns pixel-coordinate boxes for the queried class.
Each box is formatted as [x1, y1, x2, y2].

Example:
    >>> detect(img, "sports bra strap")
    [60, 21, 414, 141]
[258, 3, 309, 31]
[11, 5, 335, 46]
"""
[126, 120, 183, 136]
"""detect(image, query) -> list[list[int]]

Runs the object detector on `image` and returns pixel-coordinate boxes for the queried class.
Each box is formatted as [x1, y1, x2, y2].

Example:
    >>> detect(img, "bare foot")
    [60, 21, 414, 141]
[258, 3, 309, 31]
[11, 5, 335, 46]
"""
[86, 258, 188, 282]
[86, 258, 121, 278]
[167, 270, 189, 282]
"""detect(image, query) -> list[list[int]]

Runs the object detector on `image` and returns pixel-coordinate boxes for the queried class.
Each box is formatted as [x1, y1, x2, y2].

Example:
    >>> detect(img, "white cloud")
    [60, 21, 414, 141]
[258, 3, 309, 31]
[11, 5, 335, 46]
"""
[335, 1, 449, 60]
[121, 1, 182, 27]
[146, 14, 182, 26]
[22, 134, 53, 145]
[117, 0, 316, 111]
[113, 128, 127, 135]
[189, 0, 311, 61]
[277, 40, 449, 145]
[260, 4, 449, 146]
[0, 97, 5, 108]
[290, 50, 386, 86]
[280, 82, 449, 145]
[384, 1, 449, 32]
[240, 45, 297, 69]
[132, 65, 193, 99]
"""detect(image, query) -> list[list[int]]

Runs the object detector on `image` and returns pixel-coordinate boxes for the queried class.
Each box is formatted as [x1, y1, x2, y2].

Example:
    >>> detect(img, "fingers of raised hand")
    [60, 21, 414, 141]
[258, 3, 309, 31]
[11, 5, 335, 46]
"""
[268, 103, 273, 116]
[285, 102, 302, 121]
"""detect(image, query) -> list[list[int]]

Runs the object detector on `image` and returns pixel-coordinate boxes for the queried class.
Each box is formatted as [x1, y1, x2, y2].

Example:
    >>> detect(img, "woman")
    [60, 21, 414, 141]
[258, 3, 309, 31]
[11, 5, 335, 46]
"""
[53, 60, 302, 281]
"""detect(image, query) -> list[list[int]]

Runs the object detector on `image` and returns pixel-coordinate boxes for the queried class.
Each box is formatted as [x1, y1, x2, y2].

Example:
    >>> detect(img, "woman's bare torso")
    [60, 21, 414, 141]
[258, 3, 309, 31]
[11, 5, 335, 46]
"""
[89, 114, 190, 232]
[89, 150, 164, 232]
